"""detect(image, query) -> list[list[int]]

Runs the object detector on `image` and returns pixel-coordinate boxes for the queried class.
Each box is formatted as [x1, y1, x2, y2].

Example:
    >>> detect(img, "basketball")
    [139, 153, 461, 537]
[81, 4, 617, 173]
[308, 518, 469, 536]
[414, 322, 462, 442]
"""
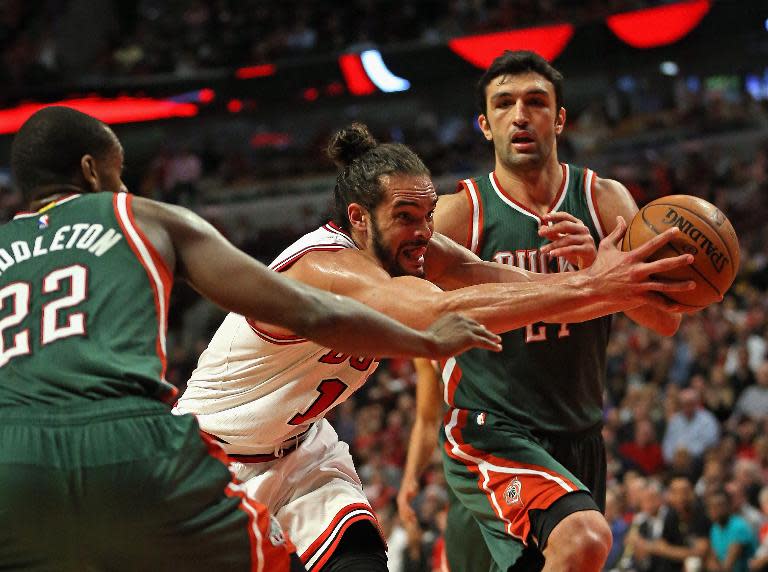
[621, 195, 740, 309]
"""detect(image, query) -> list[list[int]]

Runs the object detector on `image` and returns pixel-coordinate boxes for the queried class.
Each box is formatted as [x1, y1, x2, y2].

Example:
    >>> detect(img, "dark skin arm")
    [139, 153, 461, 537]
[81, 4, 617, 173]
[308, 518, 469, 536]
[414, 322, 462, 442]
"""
[129, 196, 502, 359]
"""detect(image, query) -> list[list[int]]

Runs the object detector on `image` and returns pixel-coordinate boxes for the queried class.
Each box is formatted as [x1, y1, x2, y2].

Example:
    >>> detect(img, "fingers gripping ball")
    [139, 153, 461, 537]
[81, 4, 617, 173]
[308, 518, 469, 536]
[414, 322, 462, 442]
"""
[621, 195, 740, 309]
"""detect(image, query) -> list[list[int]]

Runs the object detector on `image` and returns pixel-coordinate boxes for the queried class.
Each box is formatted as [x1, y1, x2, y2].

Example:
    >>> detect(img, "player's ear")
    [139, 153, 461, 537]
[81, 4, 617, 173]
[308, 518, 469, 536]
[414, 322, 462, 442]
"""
[478, 115, 493, 141]
[80, 154, 99, 192]
[348, 203, 368, 232]
[555, 107, 566, 136]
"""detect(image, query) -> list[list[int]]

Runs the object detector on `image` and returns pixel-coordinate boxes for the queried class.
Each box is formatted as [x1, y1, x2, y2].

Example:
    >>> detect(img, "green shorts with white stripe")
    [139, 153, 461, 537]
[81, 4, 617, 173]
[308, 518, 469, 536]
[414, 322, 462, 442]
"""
[441, 407, 602, 571]
[0, 397, 297, 572]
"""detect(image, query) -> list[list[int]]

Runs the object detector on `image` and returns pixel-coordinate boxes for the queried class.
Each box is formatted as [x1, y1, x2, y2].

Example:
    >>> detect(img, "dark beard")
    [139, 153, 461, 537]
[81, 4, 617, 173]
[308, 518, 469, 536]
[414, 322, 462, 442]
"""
[371, 216, 406, 277]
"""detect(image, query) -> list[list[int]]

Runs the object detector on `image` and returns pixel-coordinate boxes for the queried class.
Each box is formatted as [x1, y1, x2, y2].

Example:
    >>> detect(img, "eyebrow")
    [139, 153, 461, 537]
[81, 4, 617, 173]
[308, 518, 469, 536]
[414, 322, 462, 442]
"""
[491, 87, 550, 102]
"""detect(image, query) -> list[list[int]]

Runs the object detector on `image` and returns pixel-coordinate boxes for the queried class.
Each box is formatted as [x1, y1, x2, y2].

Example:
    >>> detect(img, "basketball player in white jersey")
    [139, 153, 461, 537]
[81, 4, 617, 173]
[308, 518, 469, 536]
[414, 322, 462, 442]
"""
[175, 123, 696, 571]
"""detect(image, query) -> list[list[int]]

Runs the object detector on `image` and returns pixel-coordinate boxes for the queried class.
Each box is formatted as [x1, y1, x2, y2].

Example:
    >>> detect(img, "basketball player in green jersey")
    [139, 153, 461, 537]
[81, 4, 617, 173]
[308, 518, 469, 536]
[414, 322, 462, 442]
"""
[401, 51, 687, 571]
[0, 107, 506, 571]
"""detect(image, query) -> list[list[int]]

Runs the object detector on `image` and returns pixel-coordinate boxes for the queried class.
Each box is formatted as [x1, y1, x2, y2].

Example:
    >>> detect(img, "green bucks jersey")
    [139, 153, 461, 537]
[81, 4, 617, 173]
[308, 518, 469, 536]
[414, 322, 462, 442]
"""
[444, 164, 611, 433]
[0, 192, 177, 406]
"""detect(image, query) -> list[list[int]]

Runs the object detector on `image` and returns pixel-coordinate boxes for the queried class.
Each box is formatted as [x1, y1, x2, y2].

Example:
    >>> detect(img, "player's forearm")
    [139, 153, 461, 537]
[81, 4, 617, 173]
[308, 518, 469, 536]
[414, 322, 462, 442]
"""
[402, 420, 439, 486]
[438, 273, 602, 333]
[292, 288, 444, 358]
[431, 259, 534, 290]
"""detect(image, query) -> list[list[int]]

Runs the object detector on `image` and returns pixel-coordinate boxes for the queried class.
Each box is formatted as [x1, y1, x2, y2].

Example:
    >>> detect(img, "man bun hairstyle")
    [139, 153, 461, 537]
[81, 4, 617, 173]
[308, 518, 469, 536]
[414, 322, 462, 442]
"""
[476, 50, 564, 117]
[326, 122, 378, 168]
[11, 106, 118, 199]
[328, 123, 430, 231]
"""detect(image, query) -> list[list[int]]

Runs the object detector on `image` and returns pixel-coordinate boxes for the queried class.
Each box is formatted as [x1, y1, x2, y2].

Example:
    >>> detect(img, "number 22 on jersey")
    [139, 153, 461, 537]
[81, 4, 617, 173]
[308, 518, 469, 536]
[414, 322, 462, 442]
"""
[0, 264, 87, 367]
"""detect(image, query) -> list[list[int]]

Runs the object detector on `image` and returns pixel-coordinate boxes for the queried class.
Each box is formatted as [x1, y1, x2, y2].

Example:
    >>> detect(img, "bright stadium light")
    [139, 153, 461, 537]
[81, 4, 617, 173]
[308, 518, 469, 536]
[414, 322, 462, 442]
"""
[360, 50, 410, 93]
[660, 61, 679, 76]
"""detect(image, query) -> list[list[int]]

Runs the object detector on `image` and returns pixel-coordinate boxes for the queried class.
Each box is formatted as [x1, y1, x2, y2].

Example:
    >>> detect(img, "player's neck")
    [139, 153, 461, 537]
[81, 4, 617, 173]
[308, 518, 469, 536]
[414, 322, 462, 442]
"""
[28, 184, 86, 212]
[494, 159, 563, 215]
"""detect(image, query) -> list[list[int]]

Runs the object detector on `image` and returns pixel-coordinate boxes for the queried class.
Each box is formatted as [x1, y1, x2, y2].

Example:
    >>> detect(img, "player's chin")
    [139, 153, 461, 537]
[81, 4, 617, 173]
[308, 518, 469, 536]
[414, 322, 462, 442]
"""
[397, 254, 425, 277]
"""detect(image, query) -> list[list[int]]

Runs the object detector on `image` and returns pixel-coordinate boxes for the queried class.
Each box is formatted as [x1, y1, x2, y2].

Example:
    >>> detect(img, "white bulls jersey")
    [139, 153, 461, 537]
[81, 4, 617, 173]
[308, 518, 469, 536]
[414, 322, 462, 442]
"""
[176, 222, 380, 455]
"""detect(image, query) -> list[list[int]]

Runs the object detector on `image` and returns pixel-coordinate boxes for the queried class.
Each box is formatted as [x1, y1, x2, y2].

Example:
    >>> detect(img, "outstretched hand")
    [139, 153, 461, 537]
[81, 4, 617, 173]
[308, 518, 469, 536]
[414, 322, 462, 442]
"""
[539, 211, 597, 269]
[588, 216, 698, 312]
[425, 313, 502, 358]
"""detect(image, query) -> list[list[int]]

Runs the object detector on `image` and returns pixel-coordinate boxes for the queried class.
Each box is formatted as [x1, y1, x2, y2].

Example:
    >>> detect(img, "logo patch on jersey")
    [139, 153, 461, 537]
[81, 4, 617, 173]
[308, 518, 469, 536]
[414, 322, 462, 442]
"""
[504, 477, 523, 505]
[476, 412, 486, 426]
[269, 515, 287, 546]
[37, 215, 49, 229]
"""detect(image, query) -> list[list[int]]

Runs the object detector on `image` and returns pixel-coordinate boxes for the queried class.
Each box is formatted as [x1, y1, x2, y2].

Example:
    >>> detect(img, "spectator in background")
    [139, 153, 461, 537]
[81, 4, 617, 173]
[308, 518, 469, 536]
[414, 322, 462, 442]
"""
[604, 486, 631, 570]
[748, 486, 768, 571]
[703, 365, 736, 423]
[638, 475, 710, 572]
[726, 479, 765, 535]
[706, 488, 758, 572]
[696, 455, 729, 498]
[735, 458, 766, 502]
[624, 479, 668, 571]
[618, 418, 665, 476]
[733, 361, 768, 424]
[726, 344, 758, 395]
[662, 388, 721, 467]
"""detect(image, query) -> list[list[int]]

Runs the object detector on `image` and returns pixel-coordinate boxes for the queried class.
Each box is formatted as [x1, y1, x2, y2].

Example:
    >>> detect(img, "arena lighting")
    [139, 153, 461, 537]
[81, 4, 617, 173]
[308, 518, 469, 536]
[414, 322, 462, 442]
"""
[606, 0, 711, 48]
[0, 96, 198, 135]
[448, 24, 574, 68]
[235, 64, 276, 79]
[167, 88, 216, 104]
[660, 61, 680, 76]
[250, 132, 292, 148]
[338, 53, 377, 96]
[302, 87, 320, 101]
[359, 50, 410, 93]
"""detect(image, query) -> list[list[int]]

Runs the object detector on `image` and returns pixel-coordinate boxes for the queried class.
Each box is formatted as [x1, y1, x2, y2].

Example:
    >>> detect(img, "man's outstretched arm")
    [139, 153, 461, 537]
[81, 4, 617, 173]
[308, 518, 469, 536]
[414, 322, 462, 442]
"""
[132, 196, 501, 359]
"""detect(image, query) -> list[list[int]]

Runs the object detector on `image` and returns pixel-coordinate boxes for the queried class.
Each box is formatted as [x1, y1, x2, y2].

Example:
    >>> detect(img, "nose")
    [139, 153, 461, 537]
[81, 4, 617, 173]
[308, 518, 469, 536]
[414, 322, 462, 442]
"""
[415, 217, 433, 241]
[512, 102, 529, 126]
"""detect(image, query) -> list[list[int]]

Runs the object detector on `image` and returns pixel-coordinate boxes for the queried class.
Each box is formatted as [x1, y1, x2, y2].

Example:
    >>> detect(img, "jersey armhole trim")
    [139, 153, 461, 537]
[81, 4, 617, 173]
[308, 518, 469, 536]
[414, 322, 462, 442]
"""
[584, 169, 606, 240]
[270, 245, 348, 272]
[113, 192, 172, 383]
[460, 179, 483, 254]
[245, 318, 307, 345]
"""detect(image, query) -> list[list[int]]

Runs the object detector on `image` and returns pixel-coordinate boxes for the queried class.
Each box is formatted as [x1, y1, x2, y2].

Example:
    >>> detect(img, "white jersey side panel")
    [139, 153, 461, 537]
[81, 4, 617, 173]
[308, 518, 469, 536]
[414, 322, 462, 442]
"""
[176, 224, 379, 454]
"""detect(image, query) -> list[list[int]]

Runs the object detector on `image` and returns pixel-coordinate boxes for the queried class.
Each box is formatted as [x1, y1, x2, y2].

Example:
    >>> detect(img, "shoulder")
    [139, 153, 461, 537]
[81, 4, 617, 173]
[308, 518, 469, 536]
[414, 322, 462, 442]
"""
[591, 175, 635, 208]
[130, 195, 203, 234]
[283, 248, 391, 294]
[590, 175, 639, 234]
[434, 183, 474, 246]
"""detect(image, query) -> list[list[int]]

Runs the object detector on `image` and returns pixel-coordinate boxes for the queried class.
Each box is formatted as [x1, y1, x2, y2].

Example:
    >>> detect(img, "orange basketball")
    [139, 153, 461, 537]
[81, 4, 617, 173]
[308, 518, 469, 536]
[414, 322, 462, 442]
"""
[621, 195, 740, 309]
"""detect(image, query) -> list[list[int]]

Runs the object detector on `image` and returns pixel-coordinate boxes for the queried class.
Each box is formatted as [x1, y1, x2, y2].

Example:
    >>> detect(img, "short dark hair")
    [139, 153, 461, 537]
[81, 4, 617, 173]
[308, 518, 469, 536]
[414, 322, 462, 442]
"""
[11, 106, 118, 199]
[327, 123, 430, 232]
[476, 50, 564, 116]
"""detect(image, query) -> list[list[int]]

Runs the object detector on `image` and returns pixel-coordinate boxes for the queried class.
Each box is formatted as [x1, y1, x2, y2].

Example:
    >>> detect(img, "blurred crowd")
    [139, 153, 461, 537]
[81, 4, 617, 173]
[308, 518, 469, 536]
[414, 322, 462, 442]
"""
[1, 0, 670, 87]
